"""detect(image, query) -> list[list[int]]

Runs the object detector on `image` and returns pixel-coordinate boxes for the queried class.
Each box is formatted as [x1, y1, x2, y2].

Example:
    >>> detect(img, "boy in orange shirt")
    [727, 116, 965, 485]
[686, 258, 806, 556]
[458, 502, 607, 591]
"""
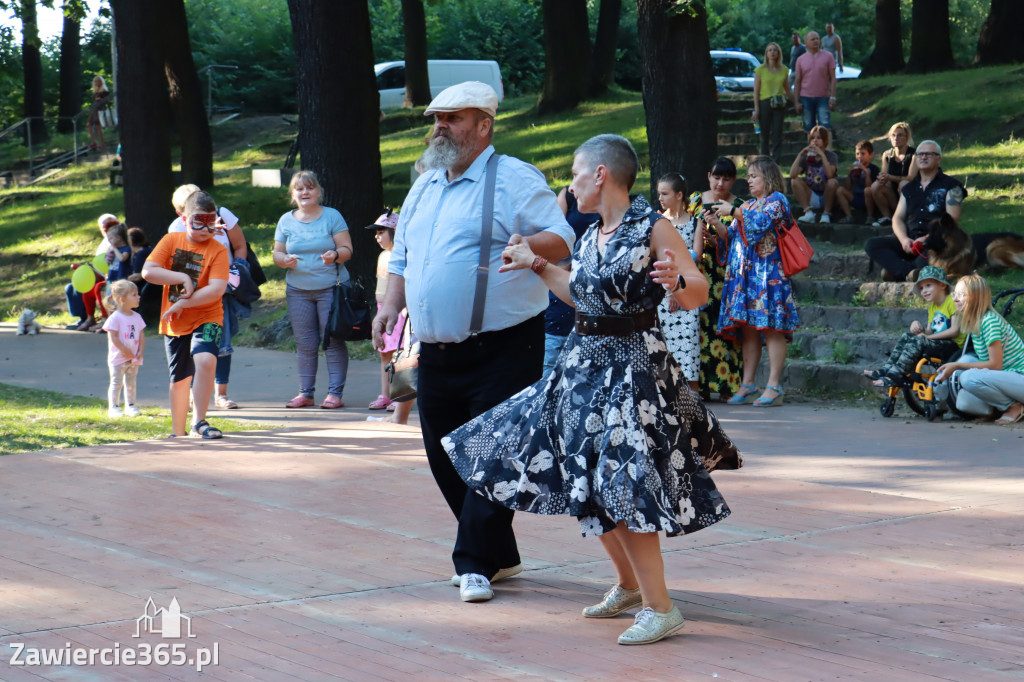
[142, 191, 230, 439]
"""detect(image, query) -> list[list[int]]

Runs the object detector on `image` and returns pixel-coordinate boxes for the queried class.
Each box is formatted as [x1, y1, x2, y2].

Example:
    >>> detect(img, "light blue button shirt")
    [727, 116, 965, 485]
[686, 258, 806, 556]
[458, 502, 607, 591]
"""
[389, 146, 575, 344]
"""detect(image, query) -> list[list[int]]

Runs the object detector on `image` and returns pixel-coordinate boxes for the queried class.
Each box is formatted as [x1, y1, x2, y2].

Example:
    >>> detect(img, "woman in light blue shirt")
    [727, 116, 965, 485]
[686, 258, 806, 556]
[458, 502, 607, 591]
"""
[273, 171, 353, 409]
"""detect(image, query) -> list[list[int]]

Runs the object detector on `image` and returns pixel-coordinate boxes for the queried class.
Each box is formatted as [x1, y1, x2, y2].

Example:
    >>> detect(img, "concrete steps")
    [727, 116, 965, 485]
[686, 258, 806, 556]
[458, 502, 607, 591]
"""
[798, 305, 919, 332]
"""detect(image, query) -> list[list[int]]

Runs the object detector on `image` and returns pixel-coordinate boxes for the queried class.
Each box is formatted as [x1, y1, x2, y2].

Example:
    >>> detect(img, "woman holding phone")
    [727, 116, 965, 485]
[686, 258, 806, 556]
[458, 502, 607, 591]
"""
[703, 156, 799, 407]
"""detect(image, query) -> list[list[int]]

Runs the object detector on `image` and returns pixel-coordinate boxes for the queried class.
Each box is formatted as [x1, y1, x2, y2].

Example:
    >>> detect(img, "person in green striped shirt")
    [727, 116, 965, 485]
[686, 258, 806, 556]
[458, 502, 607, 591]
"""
[936, 274, 1024, 424]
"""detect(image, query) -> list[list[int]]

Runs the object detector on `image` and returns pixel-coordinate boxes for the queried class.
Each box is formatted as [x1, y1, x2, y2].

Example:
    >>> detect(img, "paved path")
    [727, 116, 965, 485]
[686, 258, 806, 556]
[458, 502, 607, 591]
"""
[1, 325, 1022, 680]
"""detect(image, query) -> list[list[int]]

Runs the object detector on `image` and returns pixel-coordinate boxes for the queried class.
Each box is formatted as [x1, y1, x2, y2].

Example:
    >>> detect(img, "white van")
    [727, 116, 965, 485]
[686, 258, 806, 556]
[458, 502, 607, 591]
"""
[375, 60, 504, 109]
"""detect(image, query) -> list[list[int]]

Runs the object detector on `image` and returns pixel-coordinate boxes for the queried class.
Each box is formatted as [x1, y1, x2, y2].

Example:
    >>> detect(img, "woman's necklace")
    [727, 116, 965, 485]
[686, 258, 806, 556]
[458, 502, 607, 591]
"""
[598, 221, 621, 235]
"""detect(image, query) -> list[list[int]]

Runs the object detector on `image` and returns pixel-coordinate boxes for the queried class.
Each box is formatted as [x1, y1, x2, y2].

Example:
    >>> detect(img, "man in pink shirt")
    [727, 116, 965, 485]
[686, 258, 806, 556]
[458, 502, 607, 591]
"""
[793, 31, 837, 132]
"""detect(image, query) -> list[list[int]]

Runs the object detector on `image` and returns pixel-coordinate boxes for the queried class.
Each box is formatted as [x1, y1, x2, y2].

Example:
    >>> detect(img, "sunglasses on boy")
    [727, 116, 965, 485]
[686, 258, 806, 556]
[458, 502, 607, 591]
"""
[188, 213, 220, 232]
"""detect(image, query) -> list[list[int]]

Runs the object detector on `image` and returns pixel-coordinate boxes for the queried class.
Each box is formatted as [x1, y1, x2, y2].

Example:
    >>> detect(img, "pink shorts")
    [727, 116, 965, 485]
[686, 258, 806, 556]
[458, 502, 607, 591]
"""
[378, 302, 408, 354]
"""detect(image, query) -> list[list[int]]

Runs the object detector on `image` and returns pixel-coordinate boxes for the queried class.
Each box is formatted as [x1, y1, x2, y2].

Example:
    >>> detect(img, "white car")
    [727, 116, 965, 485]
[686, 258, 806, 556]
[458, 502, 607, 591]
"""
[374, 60, 504, 110]
[837, 64, 861, 80]
[711, 50, 761, 93]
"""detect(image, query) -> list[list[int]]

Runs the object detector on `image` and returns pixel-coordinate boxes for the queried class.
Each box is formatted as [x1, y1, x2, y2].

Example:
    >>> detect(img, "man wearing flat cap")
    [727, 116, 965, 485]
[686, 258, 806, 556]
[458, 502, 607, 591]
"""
[373, 81, 575, 603]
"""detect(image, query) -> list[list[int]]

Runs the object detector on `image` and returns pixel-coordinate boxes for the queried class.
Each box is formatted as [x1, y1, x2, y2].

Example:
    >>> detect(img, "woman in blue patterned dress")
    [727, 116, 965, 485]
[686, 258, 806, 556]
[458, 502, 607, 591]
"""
[703, 156, 800, 407]
[443, 135, 741, 646]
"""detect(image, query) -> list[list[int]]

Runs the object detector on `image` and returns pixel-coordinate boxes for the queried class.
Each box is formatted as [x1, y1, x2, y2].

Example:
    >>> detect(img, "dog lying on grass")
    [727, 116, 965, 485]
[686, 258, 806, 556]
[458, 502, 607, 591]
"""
[920, 214, 1024, 278]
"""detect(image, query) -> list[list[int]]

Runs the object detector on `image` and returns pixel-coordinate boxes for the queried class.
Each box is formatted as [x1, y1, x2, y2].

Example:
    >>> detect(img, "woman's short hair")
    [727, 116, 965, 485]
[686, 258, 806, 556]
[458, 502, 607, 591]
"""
[956, 273, 995, 335]
[709, 156, 737, 179]
[748, 156, 786, 196]
[764, 42, 783, 65]
[574, 134, 639, 189]
[887, 121, 914, 146]
[172, 184, 201, 213]
[184, 191, 216, 217]
[807, 125, 831, 148]
[289, 170, 323, 206]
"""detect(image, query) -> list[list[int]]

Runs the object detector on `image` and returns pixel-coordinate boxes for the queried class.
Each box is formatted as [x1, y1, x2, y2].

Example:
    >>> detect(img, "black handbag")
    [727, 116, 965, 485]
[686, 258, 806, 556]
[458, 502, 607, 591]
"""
[384, 317, 418, 402]
[323, 272, 374, 349]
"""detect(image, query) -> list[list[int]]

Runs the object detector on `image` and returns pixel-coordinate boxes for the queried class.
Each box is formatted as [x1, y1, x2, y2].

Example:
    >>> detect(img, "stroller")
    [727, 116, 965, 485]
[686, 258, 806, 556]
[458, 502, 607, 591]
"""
[878, 286, 1024, 420]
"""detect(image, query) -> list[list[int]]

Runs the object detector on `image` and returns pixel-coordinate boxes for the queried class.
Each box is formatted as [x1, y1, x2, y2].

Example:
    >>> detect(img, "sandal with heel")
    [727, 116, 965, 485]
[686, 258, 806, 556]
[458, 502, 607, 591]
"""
[727, 383, 758, 405]
[753, 385, 785, 407]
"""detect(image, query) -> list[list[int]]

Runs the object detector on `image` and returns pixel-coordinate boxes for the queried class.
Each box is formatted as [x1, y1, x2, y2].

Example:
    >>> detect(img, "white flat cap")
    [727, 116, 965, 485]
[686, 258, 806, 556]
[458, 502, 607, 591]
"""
[424, 81, 499, 118]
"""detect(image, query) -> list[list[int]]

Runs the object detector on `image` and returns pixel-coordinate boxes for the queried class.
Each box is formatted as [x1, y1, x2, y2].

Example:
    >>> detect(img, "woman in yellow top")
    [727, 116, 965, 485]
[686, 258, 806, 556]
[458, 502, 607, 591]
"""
[751, 43, 793, 162]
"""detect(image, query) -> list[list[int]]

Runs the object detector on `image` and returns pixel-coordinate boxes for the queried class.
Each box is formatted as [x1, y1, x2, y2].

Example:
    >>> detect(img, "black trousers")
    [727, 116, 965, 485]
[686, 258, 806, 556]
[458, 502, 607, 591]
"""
[864, 235, 927, 280]
[417, 314, 545, 577]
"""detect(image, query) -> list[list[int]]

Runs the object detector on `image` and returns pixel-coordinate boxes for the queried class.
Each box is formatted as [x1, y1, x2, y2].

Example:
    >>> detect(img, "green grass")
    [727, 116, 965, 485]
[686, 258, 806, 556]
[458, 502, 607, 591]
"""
[0, 383, 270, 455]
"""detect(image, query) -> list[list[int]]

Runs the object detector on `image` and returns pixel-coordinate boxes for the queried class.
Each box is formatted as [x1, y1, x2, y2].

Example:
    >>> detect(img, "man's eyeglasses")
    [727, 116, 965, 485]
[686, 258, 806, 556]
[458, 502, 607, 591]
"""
[188, 213, 220, 232]
[916, 152, 940, 158]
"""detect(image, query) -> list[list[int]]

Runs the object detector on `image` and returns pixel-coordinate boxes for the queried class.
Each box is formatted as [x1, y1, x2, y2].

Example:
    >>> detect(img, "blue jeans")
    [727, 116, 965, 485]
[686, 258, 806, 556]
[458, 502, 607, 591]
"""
[957, 368, 1024, 415]
[286, 285, 349, 398]
[66, 282, 87, 322]
[800, 96, 831, 131]
[543, 333, 569, 374]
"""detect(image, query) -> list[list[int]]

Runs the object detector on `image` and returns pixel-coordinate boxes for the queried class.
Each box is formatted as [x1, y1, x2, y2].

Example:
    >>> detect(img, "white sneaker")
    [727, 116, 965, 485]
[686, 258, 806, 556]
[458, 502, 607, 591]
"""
[459, 574, 494, 602]
[797, 211, 816, 223]
[124, 404, 141, 417]
[617, 606, 686, 645]
[107, 406, 123, 418]
[450, 563, 523, 587]
[819, 213, 832, 224]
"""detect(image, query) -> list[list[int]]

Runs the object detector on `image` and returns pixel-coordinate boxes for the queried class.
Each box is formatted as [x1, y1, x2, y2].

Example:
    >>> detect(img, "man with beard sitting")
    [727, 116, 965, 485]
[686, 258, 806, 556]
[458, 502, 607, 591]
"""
[372, 81, 575, 603]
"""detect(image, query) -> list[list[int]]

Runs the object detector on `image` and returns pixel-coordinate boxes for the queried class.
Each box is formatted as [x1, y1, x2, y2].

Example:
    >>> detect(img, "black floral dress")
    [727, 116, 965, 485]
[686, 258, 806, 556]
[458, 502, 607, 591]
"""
[690, 192, 744, 400]
[443, 196, 740, 538]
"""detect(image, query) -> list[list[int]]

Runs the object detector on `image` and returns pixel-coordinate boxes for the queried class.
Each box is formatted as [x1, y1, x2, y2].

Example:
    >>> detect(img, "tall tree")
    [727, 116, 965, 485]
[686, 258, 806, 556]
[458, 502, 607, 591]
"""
[20, 0, 48, 142]
[109, 0, 175, 243]
[537, 0, 589, 114]
[287, 0, 382, 281]
[56, 0, 82, 134]
[860, 0, 904, 77]
[975, 0, 1024, 66]
[401, 0, 430, 107]
[161, 0, 212, 188]
[637, 0, 716, 200]
[588, 0, 621, 97]
[906, 0, 954, 73]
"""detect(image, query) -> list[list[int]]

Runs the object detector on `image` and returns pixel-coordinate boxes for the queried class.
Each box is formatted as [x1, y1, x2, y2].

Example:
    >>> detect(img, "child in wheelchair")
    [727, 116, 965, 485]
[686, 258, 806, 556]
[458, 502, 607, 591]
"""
[865, 266, 965, 388]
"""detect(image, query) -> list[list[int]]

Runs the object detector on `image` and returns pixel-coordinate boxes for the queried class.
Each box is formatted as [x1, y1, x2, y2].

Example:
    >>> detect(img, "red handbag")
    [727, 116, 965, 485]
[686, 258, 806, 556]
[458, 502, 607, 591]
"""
[776, 219, 814, 277]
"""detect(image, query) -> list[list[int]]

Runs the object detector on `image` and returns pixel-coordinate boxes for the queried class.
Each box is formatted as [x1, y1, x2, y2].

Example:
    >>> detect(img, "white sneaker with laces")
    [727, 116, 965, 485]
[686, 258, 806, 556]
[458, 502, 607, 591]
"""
[617, 606, 686, 645]
[797, 211, 816, 223]
[124, 404, 141, 417]
[819, 213, 832, 224]
[451, 563, 523, 586]
[107, 406, 123, 418]
[582, 584, 643, 618]
[459, 573, 494, 602]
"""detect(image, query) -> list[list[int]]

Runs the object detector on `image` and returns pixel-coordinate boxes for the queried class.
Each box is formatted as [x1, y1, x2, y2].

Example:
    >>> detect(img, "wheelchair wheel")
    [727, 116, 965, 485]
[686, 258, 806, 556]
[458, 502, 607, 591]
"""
[925, 403, 940, 422]
[880, 396, 896, 418]
[902, 386, 928, 417]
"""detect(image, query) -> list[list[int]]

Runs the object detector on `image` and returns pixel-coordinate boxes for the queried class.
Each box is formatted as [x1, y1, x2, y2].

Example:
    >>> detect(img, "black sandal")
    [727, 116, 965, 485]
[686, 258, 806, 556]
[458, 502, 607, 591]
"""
[190, 420, 223, 439]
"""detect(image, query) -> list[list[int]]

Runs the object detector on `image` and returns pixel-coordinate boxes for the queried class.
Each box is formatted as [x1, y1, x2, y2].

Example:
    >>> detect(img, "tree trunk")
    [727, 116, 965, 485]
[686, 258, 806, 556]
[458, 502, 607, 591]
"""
[860, 0, 904, 77]
[975, 0, 1024, 66]
[287, 0, 383, 282]
[21, 0, 48, 143]
[401, 0, 431, 107]
[588, 0, 621, 97]
[110, 0, 176, 244]
[637, 0, 717, 199]
[160, 0, 213, 188]
[537, 0, 590, 114]
[906, 0, 954, 73]
[57, 8, 82, 135]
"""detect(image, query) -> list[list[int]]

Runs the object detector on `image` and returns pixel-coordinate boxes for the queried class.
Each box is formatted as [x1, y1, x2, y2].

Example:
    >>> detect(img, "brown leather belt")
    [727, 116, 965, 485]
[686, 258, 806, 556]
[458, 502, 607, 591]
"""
[574, 309, 658, 336]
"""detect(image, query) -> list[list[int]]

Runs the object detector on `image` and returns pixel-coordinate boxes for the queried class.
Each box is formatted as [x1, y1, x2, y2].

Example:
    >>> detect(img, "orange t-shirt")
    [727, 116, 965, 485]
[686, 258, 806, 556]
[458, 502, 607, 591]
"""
[146, 232, 230, 337]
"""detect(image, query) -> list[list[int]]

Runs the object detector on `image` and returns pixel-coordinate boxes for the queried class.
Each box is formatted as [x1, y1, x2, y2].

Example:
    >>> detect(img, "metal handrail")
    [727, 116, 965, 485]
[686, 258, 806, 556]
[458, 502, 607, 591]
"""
[0, 114, 106, 180]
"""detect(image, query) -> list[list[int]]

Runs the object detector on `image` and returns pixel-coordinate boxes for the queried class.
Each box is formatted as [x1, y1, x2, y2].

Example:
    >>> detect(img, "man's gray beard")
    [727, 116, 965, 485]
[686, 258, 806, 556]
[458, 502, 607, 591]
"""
[418, 135, 463, 171]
